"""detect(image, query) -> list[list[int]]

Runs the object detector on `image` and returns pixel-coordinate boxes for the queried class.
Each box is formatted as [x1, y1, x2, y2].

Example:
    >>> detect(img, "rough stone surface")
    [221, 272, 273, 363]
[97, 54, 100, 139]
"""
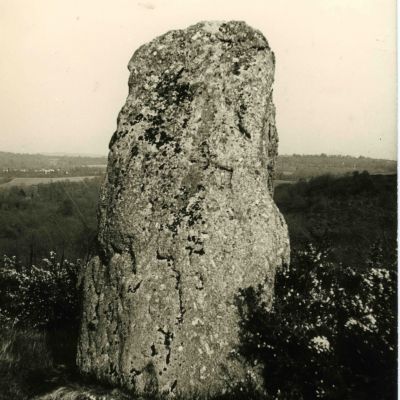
[77, 21, 290, 396]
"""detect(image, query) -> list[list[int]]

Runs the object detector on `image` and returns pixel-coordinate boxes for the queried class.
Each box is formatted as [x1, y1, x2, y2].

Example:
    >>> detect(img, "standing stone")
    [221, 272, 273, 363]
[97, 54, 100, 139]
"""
[77, 21, 290, 395]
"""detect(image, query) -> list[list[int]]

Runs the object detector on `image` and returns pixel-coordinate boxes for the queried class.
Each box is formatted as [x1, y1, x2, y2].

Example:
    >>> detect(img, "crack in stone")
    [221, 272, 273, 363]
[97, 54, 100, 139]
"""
[210, 162, 234, 189]
[128, 280, 142, 294]
[171, 379, 178, 392]
[185, 235, 205, 256]
[211, 162, 233, 173]
[250, 45, 269, 51]
[156, 250, 173, 263]
[156, 251, 186, 324]
[158, 328, 174, 366]
[171, 263, 186, 324]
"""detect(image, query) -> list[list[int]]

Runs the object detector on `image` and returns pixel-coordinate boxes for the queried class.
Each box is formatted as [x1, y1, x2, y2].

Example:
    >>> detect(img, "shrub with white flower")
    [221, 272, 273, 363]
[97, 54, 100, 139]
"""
[0, 252, 82, 330]
[237, 242, 396, 400]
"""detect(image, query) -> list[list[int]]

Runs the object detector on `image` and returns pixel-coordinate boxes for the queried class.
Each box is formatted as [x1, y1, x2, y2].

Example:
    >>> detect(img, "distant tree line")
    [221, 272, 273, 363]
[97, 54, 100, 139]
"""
[0, 151, 107, 170]
[275, 154, 396, 181]
[0, 166, 105, 178]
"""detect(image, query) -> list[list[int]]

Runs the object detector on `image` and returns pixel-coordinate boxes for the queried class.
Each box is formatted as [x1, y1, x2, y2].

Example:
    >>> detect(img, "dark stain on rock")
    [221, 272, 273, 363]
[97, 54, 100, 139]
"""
[131, 144, 139, 157]
[237, 103, 251, 139]
[232, 62, 241, 75]
[156, 67, 194, 106]
[158, 328, 174, 366]
[144, 127, 174, 149]
[185, 235, 205, 256]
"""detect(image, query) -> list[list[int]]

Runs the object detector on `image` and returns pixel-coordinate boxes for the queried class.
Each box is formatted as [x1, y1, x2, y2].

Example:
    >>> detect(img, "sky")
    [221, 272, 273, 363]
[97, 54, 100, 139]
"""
[0, 0, 396, 159]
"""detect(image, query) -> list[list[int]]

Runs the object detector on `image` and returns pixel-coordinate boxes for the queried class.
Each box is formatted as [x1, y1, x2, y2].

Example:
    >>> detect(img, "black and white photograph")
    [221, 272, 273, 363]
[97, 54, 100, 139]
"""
[0, 1, 397, 399]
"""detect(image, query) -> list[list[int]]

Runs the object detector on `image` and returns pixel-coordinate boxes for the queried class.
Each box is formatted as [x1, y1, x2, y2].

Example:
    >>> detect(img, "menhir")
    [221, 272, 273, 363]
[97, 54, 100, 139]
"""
[77, 21, 290, 396]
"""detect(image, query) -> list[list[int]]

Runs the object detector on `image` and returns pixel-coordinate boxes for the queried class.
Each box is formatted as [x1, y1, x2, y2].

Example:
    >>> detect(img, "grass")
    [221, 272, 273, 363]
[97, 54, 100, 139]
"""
[0, 328, 56, 400]
[0, 326, 85, 400]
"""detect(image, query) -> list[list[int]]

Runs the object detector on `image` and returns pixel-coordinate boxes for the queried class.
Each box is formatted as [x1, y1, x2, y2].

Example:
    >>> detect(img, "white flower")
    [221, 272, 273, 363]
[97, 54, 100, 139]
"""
[309, 335, 331, 353]
[345, 314, 377, 333]
[365, 314, 377, 326]
[345, 318, 358, 328]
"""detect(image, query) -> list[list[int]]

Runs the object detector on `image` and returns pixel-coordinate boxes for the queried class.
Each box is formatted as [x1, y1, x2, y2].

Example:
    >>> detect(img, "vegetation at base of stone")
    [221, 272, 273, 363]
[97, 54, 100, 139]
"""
[0, 244, 396, 399]
[0, 328, 132, 400]
[237, 244, 397, 400]
[0, 328, 56, 400]
[0, 178, 101, 265]
[0, 329, 263, 399]
[0, 328, 272, 400]
[274, 172, 397, 267]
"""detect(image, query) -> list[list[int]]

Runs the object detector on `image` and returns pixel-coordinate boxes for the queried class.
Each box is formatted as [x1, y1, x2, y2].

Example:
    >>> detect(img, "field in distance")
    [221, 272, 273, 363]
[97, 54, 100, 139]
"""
[0, 176, 98, 188]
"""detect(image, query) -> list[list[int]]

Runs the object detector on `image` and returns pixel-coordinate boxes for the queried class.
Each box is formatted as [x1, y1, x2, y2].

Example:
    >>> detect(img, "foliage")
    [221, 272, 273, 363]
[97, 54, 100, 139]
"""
[0, 178, 101, 264]
[0, 252, 81, 330]
[237, 243, 397, 400]
[274, 172, 397, 267]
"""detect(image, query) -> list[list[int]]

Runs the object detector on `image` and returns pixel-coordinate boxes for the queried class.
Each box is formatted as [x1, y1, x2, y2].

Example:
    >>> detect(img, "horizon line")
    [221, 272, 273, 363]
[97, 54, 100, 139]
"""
[0, 150, 397, 162]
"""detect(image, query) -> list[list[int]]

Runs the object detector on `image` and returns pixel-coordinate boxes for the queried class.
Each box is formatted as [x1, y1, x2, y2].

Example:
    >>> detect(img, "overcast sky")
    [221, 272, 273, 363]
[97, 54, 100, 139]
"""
[0, 0, 396, 159]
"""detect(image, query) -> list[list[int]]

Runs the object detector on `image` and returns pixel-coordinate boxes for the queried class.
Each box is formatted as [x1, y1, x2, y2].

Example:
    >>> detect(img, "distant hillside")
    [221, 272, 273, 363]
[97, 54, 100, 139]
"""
[0, 152, 107, 179]
[0, 151, 396, 180]
[275, 154, 396, 180]
[0, 151, 107, 170]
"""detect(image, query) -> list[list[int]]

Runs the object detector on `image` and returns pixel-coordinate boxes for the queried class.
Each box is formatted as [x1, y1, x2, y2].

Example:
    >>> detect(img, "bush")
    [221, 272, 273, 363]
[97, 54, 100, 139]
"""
[237, 244, 397, 400]
[0, 252, 81, 330]
[0, 254, 84, 398]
